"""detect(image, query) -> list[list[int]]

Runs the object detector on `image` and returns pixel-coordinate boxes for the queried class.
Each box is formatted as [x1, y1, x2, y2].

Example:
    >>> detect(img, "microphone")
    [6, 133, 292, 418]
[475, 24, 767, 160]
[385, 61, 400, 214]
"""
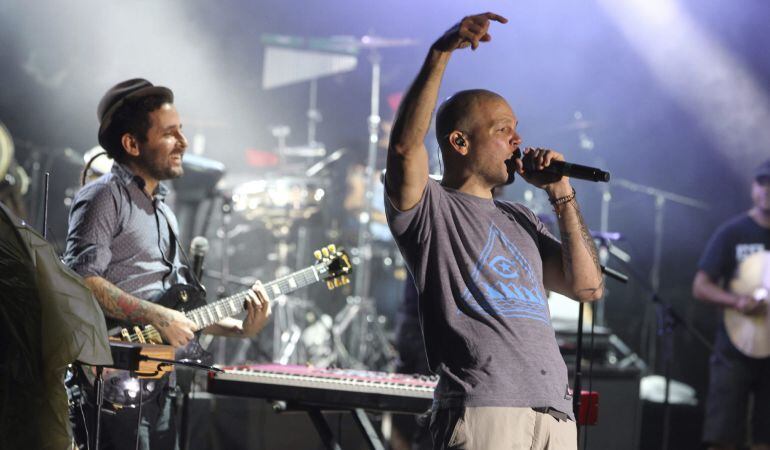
[524, 159, 610, 183]
[189, 236, 209, 281]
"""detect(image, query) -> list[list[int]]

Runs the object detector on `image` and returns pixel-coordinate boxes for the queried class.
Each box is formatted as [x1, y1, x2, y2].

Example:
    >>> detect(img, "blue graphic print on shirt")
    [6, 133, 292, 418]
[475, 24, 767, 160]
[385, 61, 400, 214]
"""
[461, 223, 549, 323]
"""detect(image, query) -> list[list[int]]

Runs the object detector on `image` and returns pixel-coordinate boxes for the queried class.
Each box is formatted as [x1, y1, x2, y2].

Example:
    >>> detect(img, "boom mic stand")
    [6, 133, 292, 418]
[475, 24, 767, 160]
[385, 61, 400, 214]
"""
[612, 250, 715, 450]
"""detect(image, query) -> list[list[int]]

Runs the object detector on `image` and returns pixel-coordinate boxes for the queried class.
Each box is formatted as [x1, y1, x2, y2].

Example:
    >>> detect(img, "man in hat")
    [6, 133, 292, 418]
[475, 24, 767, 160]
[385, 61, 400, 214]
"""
[384, 13, 604, 450]
[63, 79, 271, 449]
[692, 160, 770, 450]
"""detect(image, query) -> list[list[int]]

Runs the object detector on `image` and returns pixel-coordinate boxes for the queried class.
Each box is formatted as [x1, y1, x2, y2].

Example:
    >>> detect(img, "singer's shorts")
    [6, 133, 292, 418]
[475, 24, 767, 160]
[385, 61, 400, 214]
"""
[430, 406, 576, 450]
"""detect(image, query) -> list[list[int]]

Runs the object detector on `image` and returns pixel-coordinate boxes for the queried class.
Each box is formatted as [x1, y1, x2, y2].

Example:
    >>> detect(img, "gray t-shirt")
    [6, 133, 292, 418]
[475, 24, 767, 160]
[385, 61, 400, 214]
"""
[385, 178, 573, 418]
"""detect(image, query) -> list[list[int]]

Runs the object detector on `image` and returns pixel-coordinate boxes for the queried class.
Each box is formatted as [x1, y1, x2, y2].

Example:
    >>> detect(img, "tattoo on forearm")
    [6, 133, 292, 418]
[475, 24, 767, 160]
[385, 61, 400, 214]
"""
[572, 202, 601, 271]
[560, 230, 574, 276]
[573, 202, 605, 297]
[87, 277, 154, 324]
[557, 200, 605, 298]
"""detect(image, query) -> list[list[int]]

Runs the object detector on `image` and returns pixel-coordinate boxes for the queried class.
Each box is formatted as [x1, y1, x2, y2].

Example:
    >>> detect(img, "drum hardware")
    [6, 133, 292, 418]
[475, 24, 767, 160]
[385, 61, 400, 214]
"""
[213, 193, 235, 365]
[262, 33, 359, 170]
[333, 296, 398, 371]
[305, 147, 347, 177]
[353, 34, 418, 301]
[272, 296, 336, 366]
[231, 177, 327, 235]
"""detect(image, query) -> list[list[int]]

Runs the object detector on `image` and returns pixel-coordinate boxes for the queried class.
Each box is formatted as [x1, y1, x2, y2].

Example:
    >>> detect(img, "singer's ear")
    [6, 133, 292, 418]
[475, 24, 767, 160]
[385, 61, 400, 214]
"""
[448, 131, 469, 155]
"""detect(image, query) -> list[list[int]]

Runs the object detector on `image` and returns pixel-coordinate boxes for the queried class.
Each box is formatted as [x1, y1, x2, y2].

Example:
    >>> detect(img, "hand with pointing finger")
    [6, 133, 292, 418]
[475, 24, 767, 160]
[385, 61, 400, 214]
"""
[433, 12, 508, 53]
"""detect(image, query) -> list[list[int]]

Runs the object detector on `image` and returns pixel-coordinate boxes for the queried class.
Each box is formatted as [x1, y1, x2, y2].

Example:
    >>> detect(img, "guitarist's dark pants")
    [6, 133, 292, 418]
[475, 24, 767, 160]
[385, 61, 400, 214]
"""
[703, 325, 770, 447]
[73, 376, 179, 450]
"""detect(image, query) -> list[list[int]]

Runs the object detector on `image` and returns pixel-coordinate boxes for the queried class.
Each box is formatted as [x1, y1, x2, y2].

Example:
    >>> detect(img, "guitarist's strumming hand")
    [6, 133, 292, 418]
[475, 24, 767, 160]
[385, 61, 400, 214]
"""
[736, 292, 767, 316]
[150, 305, 197, 348]
[241, 280, 272, 337]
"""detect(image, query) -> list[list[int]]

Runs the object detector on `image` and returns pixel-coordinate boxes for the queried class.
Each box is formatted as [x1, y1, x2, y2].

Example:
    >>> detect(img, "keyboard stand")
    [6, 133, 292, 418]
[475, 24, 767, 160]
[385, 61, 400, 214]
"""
[275, 401, 385, 450]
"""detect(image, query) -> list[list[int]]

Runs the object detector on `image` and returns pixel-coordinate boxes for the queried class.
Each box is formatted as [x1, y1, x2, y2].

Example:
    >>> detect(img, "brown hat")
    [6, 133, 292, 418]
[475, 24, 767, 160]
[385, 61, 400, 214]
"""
[97, 78, 173, 150]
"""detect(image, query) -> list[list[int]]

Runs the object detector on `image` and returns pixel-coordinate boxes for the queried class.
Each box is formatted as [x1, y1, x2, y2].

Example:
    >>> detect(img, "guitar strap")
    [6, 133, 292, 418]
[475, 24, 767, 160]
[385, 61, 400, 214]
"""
[156, 204, 205, 294]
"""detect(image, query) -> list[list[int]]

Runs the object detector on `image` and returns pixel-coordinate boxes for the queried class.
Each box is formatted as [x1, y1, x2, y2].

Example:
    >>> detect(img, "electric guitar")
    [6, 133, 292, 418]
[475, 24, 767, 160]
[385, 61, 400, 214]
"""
[94, 245, 352, 407]
[725, 250, 770, 358]
[114, 245, 351, 346]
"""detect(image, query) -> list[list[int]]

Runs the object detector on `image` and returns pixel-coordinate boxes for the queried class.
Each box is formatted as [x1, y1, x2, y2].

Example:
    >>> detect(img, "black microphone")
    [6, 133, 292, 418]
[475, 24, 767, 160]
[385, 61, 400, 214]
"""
[189, 236, 209, 281]
[525, 160, 610, 183]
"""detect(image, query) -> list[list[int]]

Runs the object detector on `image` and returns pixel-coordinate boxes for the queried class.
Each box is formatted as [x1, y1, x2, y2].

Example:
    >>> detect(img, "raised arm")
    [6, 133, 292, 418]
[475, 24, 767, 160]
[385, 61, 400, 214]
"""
[386, 13, 507, 210]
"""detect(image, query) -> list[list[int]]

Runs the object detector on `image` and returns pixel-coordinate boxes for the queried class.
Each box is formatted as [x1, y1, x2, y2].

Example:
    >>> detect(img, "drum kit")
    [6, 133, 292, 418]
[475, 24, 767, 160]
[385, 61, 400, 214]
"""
[191, 33, 420, 371]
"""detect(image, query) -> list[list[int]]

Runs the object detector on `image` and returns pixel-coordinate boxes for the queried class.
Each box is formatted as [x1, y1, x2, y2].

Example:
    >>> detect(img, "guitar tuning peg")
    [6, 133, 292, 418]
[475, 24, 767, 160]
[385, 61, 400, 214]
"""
[134, 326, 146, 344]
[322, 247, 330, 258]
[314, 250, 322, 260]
[327, 280, 335, 290]
[328, 244, 336, 253]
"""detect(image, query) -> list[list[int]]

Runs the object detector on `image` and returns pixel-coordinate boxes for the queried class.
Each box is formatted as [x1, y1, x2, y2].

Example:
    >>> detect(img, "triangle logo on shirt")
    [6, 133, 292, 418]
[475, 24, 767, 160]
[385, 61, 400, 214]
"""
[460, 223, 549, 324]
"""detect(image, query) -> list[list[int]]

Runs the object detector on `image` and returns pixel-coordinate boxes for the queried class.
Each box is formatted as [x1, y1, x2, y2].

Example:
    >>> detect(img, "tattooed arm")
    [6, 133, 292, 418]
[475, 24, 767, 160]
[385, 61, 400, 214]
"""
[547, 198, 605, 302]
[539, 195, 604, 302]
[83, 275, 197, 347]
[516, 148, 604, 302]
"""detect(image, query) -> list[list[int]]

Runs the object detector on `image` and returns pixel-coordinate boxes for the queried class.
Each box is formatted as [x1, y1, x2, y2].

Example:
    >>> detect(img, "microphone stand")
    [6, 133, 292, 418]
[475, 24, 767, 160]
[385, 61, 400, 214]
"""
[612, 251, 715, 450]
[572, 263, 628, 447]
[215, 196, 233, 363]
[613, 178, 709, 373]
[93, 366, 104, 450]
[90, 355, 222, 450]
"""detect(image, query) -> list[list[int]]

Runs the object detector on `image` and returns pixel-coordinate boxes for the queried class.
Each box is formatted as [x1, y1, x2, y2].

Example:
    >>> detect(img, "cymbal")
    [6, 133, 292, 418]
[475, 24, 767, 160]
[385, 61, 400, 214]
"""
[359, 35, 419, 49]
[318, 34, 419, 51]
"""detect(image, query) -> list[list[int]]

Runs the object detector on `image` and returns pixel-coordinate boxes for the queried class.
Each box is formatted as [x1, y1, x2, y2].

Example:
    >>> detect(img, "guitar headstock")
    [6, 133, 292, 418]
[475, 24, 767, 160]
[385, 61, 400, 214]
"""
[314, 244, 352, 290]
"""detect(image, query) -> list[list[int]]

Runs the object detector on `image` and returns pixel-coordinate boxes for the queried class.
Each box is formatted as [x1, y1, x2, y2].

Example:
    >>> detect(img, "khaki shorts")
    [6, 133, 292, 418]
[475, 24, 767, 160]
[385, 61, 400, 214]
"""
[430, 406, 577, 450]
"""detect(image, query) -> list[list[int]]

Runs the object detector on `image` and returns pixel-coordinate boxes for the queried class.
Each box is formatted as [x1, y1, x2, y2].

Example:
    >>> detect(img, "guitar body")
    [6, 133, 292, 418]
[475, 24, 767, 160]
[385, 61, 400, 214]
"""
[156, 283, 208, 312]
[725, 251, 770, 358]
[98, 285, 212, 407]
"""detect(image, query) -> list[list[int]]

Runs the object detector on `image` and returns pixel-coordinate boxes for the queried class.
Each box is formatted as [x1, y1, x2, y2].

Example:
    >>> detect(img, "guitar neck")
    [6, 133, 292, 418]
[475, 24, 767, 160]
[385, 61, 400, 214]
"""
[186, 264, 323, 331]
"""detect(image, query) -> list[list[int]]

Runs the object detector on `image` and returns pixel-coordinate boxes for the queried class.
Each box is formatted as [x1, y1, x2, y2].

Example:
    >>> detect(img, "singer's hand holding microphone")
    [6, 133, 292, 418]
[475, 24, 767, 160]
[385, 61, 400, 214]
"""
[512, 147, 610, 187]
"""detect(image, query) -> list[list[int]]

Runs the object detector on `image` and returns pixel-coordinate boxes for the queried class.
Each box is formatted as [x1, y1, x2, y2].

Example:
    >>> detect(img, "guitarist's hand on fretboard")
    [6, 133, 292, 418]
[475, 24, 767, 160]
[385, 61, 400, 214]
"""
[150, 305, 197, 348]
[241, 280, 272, 337]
